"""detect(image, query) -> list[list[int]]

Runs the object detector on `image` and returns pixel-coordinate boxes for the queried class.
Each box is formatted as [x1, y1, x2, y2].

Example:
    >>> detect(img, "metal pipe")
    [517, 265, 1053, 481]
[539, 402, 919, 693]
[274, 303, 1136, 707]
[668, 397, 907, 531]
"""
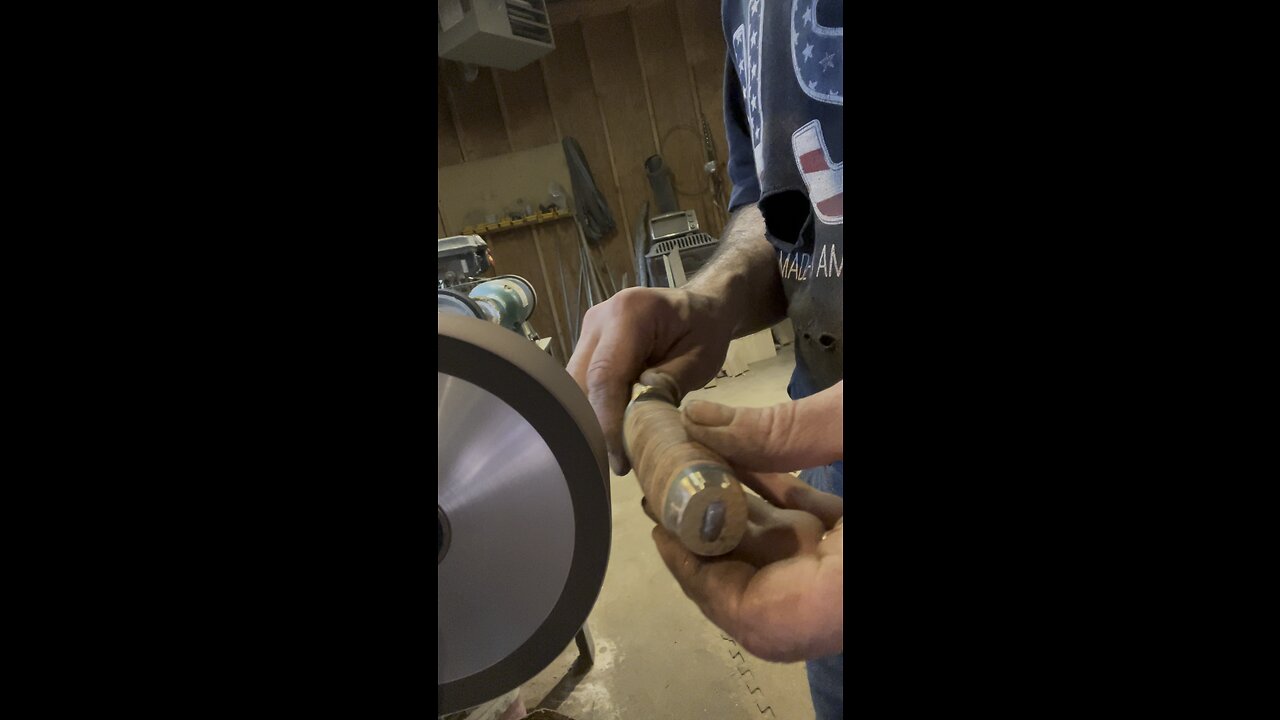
[645, 155, 678, 215]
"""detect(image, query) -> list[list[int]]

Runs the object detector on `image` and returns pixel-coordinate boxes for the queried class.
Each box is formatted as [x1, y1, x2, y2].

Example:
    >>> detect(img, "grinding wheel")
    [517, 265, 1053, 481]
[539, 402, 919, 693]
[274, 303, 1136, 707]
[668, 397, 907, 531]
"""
[437, 314, 610, 716]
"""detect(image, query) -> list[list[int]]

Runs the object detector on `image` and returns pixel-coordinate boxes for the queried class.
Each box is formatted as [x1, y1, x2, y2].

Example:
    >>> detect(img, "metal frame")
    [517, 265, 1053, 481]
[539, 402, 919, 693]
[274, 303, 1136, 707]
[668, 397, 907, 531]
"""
[661, 250, 689, 288]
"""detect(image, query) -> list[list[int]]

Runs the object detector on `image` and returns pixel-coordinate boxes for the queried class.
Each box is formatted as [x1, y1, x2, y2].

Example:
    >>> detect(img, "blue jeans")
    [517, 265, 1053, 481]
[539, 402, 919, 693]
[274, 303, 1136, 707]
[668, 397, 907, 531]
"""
[798, 463, 843, 720]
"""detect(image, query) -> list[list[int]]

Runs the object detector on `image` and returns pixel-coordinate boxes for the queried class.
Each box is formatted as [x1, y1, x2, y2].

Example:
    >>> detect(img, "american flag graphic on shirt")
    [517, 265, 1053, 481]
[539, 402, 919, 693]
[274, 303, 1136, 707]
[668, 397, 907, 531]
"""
[732, 0, 765, 173]
[732, 0, 843, 225]
[792, 119, 843, 224]
[790, 0, 843, 106]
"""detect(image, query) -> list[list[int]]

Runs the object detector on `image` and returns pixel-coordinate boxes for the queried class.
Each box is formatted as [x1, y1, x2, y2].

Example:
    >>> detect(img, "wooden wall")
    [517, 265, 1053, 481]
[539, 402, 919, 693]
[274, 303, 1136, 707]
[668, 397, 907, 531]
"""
[437, 0, 731, 364]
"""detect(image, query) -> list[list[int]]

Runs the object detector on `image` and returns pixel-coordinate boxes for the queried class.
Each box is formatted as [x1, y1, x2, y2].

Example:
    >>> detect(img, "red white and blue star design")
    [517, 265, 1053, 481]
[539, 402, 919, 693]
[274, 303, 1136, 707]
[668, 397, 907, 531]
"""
[792, 119, 843, 224]
[790, 0, 842, 106]
[730, 0, 843, 226]
[731, 0, 766, 169]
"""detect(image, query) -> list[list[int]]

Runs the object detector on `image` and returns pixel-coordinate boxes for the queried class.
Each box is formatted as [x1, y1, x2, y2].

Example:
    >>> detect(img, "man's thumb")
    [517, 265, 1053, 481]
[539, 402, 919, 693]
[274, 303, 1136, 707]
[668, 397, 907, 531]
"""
[681, 382, 842, 472]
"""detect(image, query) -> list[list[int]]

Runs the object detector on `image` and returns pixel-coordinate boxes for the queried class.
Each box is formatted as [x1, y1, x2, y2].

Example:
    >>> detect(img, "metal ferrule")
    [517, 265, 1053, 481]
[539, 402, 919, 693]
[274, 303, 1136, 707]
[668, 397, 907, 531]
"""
[628, 381, 672, 406]
[622, 382, 670, 460]
[660, 463, 734, 533]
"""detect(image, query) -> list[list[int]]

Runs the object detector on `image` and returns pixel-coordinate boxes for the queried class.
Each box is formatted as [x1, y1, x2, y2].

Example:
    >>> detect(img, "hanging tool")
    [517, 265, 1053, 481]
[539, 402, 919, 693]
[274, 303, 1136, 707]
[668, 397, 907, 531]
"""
[563, 137, 615, 244]
[701, 115, 729, 228]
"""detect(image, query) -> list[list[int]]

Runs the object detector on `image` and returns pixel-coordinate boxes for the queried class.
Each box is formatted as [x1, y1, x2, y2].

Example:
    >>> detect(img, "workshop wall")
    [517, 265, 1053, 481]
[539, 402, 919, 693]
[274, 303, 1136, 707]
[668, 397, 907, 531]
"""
[438, 0, 731, 364]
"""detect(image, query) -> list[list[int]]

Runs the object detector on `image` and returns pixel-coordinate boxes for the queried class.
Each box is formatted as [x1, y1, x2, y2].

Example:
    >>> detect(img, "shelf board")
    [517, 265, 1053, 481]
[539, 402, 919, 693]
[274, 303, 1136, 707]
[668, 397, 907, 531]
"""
[462, 208, 573, 236]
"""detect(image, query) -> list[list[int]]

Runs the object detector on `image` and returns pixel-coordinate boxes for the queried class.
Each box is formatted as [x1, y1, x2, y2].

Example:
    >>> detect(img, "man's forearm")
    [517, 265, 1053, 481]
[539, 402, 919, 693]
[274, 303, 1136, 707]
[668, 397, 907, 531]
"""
[684, 203, 787, 338]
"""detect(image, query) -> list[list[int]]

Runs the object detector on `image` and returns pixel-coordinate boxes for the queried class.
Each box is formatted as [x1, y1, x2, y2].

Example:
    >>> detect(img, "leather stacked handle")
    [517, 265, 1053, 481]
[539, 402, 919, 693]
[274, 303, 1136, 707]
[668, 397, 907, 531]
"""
[623, 370, 747, 556]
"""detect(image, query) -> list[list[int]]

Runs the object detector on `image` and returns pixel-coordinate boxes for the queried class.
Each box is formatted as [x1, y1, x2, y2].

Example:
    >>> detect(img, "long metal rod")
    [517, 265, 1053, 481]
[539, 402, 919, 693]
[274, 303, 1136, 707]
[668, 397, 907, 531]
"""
[580, 237, 596, 308]
[531, 226, 569, 362]
[577, 220, 610, 301]
[594, 243, 617, 297]
[555, 228, 575, 352]
[573, 241, 588, 342]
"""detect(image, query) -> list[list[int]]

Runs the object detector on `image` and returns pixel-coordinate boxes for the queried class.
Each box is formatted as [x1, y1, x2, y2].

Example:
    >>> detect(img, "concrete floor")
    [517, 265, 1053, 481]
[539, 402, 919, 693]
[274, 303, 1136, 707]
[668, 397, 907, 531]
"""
[518, 347, 816, 719]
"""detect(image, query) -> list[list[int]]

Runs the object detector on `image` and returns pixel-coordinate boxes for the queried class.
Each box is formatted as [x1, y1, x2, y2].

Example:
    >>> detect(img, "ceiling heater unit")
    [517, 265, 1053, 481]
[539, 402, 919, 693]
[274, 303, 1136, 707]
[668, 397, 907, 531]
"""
[438, 0, 555, 71]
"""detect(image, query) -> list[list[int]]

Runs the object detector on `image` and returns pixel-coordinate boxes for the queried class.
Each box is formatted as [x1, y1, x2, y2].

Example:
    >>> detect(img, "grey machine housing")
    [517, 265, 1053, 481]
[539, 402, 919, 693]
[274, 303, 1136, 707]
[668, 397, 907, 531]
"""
[438, 235, 542, 344]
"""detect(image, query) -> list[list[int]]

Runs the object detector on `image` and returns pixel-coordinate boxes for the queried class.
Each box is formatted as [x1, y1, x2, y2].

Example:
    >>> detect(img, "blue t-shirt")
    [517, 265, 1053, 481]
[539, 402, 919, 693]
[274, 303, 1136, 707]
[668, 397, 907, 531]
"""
[723, 0, 843, 476]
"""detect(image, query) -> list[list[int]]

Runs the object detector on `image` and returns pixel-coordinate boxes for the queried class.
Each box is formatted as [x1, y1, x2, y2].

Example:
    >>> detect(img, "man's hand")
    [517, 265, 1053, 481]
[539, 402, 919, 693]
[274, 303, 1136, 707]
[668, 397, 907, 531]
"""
[649, 469, 843, 663]
[567, 288, 734, 475]
[567, 203, 788, 477]
[682, 381, 843, 471]
[649, 384, 844, 661]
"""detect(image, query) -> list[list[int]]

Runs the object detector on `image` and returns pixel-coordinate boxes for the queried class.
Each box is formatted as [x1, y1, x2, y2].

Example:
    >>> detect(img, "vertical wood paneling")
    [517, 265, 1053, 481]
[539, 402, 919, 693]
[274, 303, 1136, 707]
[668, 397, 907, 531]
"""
[581, 11, 658, 287]
[440, 64, 560, 351]
[542, 21, 637, 291]
[443, 65, 510, 162]
[544, 212, 584, 347]
[437, 3, 730, 362]
[540, 23, 625, 239]
[438, 60, 465, 169]
[632, 0, 718, 237]
[493, 62, 573, 361]
[677, 0, 731, 230]
[438, 61, 465, 238]
[493, 63, 558, 152]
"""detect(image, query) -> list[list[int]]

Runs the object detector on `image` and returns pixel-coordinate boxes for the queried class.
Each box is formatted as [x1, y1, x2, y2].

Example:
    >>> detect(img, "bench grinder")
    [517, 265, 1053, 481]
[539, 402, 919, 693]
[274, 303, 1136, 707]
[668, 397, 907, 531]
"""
[437, 314, 610, 716]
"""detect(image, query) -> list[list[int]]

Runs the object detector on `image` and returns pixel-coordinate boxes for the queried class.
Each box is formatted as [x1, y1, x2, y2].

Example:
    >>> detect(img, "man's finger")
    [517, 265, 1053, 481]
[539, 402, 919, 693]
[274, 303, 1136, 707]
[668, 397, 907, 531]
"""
[651, 526, 754, 636]
[681, 381, 843, 472]
[641, 497, 659, 524]
[566, 331, 599, 411]
[736, 469, 844, 529]
[736, 494, 827, 566]
[568, 331, 632, 476]
[578, 335, 645, 476]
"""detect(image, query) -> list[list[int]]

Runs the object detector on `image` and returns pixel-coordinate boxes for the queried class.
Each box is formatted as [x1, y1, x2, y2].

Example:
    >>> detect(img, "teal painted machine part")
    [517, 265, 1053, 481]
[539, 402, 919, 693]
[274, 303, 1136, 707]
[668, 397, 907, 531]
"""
[469, 276, 536, 332]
